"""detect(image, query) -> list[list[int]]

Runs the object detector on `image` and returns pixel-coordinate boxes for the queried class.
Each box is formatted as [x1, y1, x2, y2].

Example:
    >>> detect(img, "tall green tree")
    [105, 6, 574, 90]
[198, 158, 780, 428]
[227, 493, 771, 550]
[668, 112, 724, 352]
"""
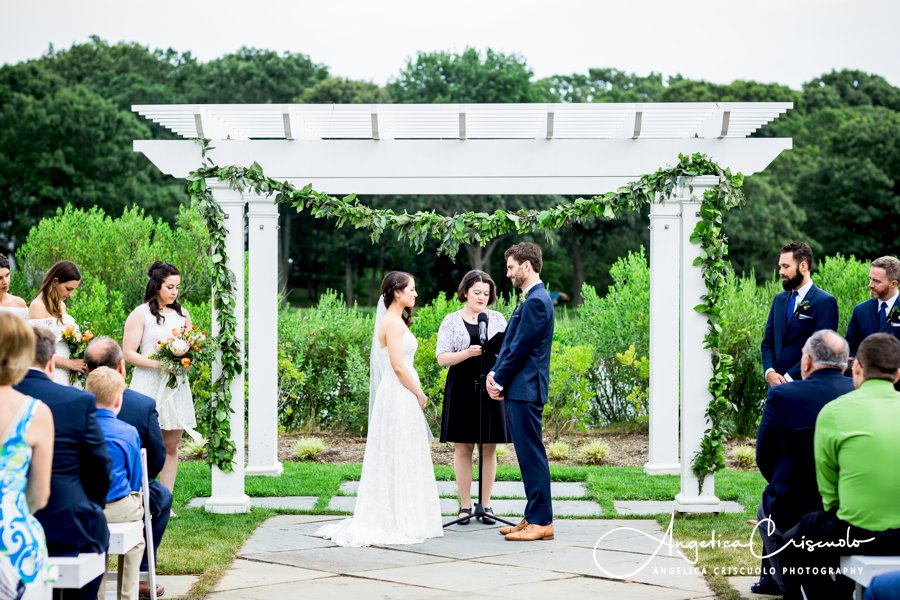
[185, 47, 328, 103]
[296, 77, 390, 104]
[387, 48, 542, 103]
[0, 84, 182, 248]
[793, 106, 899, 259]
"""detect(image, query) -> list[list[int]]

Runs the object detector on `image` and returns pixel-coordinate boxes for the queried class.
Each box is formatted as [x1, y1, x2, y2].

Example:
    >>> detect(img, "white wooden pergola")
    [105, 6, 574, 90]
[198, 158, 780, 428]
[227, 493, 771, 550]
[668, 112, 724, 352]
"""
[133, 102, 792, 514]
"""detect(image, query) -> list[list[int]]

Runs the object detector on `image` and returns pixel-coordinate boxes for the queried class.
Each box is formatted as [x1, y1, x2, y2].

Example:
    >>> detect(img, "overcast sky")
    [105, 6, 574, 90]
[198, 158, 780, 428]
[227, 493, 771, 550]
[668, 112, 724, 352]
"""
[3, 0, 898, 89]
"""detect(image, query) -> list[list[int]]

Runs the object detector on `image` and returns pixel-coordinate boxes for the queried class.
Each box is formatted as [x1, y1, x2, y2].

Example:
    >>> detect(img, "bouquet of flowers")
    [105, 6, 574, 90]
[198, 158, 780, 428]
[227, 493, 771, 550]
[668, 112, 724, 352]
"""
[150, 325, 209, 389]
[61, 322, 94, 385]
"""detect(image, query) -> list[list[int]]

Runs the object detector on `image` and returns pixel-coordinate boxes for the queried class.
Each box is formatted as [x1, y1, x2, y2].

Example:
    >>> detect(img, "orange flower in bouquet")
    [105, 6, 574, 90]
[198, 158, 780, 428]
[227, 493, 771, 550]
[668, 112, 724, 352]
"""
[150, 326, 210, 389]
[61, 322, 94, 385]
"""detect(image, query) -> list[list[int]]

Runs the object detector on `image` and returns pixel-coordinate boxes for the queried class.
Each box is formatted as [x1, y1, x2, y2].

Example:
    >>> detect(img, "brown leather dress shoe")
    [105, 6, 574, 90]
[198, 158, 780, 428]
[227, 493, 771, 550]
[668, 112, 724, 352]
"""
[505, 523, 554, 541]
[138, 582, 165, 598]
[499, 518, 528, 535]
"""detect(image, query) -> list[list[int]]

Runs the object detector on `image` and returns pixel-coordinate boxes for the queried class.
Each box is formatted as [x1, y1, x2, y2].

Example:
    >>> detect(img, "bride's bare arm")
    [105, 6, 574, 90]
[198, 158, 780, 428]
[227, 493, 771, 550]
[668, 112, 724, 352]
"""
[123, 307, 160, 369]
[383, 317, 427, 406]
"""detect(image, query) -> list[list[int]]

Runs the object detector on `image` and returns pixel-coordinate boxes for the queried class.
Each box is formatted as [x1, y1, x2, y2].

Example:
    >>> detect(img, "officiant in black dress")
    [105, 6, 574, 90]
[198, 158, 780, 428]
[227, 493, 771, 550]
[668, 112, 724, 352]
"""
[436, 270, 511, 525]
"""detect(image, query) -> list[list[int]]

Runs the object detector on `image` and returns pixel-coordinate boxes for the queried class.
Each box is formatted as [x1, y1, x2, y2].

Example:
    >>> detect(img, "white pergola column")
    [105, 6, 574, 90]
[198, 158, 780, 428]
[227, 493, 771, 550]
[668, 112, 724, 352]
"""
[644, 196, 681, 475]
[205, 182, 251, 514]
[674, 176, 721, 513]
[245, 193, 283, 477]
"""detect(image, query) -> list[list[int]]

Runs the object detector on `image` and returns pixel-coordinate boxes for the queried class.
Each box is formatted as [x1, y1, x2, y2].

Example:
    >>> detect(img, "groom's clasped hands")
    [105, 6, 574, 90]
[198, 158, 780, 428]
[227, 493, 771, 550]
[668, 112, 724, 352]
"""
[486, 372, 504, 401]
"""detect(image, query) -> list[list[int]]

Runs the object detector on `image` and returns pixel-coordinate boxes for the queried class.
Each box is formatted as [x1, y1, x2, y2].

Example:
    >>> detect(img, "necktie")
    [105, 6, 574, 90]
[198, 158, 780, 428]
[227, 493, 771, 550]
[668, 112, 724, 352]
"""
[786, 290, 797, 324]
[879, 301, 888, 330]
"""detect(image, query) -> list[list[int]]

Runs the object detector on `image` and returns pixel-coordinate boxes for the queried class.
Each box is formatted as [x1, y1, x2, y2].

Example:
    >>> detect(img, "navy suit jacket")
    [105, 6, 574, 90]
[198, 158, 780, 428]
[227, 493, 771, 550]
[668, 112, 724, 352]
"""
[756, 369, 855, 530]
[492, 283, 554, 404]
[15, 369, 111, 556]
[760, 283, 839, 381]
[118, 388, 166, 480]
[845, 297, 900, 356]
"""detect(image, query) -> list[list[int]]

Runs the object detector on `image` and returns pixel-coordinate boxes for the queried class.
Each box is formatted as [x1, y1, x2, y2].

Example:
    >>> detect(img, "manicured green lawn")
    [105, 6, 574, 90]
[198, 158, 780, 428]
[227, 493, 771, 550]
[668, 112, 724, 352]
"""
[164, 461, 766, 599]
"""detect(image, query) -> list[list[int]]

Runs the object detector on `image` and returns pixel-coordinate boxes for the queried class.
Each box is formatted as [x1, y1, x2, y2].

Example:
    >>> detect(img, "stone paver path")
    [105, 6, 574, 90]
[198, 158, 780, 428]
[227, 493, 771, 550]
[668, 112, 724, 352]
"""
[331, 479, 602, 517]
[204, 515, 716, 599]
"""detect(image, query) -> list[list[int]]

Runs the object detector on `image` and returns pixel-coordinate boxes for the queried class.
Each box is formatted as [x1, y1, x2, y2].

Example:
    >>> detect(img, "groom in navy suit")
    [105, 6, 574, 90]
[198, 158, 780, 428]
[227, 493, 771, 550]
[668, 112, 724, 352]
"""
[761, 241, 839, 386]
[845, 255, 900, 356]
[487, 242, 554, 541]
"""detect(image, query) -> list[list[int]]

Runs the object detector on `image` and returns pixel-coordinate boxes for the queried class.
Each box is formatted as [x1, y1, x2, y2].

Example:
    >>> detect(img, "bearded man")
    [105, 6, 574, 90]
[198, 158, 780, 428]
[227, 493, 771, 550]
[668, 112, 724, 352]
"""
[760, 241, 839, 386]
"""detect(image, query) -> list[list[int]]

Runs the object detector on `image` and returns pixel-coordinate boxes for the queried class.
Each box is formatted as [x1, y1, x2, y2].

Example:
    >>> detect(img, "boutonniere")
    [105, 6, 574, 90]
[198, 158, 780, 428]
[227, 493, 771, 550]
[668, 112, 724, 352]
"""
[522, 289, 530, 301]
[889, 305, 900, 324]
[794, 300, 810, 316]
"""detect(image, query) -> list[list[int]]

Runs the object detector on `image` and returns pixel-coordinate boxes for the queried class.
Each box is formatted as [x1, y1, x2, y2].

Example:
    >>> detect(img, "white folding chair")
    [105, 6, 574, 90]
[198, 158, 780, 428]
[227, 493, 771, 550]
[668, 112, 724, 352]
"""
[138, 448, 158, 600]
[105, 448, 156, 600]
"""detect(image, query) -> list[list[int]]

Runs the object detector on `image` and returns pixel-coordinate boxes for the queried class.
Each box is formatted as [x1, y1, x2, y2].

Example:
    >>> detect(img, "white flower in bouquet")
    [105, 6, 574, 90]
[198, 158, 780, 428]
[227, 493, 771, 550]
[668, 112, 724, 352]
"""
[170, 338, 191, 357]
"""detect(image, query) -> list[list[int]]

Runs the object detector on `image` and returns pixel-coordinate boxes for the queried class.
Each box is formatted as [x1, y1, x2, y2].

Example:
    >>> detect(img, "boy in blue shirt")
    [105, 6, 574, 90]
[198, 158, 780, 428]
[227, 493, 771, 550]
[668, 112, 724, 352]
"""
[85, 367, 143, 600]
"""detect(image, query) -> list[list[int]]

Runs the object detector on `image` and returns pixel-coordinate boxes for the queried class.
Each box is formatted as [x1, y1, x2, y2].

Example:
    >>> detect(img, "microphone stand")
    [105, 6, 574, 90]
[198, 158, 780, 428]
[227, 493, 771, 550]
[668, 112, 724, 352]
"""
[443, 316, 517, 529]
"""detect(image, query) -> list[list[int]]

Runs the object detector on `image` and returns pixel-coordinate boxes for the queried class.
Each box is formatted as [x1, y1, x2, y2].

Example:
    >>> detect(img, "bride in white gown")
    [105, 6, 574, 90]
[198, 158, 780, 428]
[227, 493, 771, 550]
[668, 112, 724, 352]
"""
[316, 271, 443, 547]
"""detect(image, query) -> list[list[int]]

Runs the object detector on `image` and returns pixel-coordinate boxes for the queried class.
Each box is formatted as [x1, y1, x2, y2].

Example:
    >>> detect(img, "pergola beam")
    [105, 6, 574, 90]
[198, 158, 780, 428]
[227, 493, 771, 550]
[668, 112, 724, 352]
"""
[134, 137, 791, 195]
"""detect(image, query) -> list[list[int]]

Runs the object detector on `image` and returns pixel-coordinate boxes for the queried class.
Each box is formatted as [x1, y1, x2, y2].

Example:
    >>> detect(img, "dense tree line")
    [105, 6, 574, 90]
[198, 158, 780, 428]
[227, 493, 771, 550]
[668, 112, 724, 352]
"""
[1, 38, 897, 305]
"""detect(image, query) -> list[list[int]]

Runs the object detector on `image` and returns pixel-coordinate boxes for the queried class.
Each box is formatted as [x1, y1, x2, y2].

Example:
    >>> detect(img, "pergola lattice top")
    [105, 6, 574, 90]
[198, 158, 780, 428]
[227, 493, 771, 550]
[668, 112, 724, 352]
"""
[134, 102, 791, 141]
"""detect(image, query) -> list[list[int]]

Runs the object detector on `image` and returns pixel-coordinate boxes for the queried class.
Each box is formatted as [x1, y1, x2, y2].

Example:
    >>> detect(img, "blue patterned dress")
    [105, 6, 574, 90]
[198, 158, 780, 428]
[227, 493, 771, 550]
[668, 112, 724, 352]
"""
[0, 397, 51, 586]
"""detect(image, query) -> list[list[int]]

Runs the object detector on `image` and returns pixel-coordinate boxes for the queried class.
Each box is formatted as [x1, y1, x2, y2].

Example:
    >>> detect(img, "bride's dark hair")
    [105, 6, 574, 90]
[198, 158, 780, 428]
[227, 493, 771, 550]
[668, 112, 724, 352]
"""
[144, 261, 185, 325]
[381, 271, 414, 327]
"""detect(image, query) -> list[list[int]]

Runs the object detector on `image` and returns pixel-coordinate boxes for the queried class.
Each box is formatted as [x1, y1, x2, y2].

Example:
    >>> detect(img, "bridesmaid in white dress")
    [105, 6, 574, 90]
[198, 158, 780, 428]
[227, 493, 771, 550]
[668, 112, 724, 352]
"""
[26, 260, 85, 385]
[123, 261, 195, 493]
[0, 254, 29, 319]
[315, 271, 443, 547]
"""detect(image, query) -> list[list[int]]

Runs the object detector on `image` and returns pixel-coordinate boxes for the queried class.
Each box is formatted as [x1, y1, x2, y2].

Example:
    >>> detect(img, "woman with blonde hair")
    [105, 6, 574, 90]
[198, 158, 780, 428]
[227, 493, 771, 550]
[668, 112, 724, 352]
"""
[28, 260, 84, 385]
[0, 312, 55, 596]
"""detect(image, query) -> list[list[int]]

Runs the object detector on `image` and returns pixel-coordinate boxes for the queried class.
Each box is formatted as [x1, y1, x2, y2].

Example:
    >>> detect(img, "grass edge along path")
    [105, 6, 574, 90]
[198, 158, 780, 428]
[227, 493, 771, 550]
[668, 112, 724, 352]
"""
[165, 461, 766, 599]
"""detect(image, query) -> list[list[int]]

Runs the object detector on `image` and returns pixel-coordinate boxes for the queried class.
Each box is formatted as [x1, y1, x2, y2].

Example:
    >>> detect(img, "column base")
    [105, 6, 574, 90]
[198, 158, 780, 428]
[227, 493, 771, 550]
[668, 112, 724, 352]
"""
[673, 492, 721, 514]
[246, 461, 284, 477]
[203, 494, 252, 514]
[643, 462, 681, 476]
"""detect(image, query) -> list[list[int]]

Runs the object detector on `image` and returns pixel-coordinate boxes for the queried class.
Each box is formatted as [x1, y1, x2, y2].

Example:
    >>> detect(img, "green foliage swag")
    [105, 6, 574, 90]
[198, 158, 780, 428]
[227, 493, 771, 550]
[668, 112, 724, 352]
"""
[188, 149, 742, 488]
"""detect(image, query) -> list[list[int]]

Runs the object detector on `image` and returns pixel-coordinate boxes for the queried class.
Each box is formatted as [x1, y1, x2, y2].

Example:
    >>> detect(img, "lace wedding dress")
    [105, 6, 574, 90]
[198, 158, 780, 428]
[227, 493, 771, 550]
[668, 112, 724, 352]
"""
[315, 330, 443, 547]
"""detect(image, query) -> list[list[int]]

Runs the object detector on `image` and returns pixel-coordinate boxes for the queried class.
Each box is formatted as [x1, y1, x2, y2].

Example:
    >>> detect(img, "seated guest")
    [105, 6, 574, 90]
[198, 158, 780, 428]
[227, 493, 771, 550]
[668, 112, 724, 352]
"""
[0, 313, 54, 594]
[85, 367, 144, 600]
[85, 336, 170, 598]
[15, 326, 111, 600]
[866, 571, 900, 600]
[779, 333, 900, 599]
[752, 329, 855, 595]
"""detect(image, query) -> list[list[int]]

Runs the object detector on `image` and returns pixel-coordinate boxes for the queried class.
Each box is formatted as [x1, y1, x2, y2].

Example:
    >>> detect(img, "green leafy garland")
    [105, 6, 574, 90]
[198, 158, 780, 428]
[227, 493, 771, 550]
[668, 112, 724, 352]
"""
[189, 148, 740, 489]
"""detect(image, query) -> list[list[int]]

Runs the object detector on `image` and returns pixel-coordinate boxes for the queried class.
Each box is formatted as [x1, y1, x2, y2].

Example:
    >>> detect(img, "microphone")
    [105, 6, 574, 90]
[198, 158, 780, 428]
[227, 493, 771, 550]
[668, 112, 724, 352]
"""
[477, 312, 488, 345]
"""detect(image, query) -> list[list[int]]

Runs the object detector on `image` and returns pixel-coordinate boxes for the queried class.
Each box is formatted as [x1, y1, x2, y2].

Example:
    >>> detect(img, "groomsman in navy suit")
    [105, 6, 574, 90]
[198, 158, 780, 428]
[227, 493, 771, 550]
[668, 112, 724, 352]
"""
[846, 255, 900, 391]
[761, 242, 839, 386]
[487, 242, 554, 541]
[845, 255, 900, 355]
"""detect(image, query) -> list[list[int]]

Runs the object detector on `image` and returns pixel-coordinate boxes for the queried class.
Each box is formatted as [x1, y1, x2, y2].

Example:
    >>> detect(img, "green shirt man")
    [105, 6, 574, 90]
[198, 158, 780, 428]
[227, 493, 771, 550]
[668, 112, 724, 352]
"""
[814, 336, 900, 532]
